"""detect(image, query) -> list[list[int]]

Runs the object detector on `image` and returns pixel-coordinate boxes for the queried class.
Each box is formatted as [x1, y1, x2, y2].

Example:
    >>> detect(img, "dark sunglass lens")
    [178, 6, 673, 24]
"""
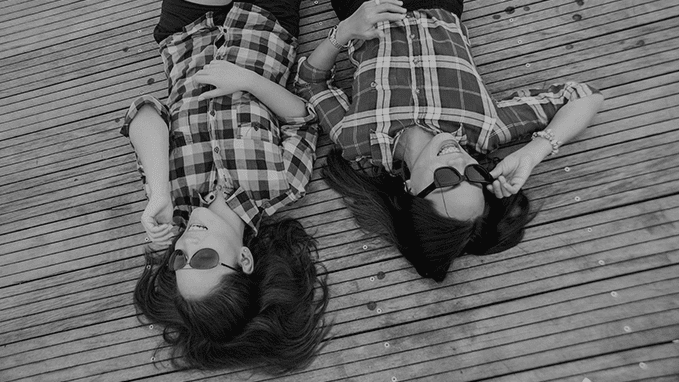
[170, 250, 186, 271]
[466, 165, 492, 183]
[435, 167, 462, 187]
[190, 249, 220, 269]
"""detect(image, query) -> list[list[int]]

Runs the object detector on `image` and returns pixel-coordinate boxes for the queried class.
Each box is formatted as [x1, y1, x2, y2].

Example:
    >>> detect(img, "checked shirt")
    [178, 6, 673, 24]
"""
[121, 3, 319, 233]
[295, 8, 598, 173]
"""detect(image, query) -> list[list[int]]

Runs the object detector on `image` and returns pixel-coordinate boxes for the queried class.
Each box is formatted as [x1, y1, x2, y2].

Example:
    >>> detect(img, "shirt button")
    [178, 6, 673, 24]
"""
[370, 81, 377, 88]
[412, 58, 419, 65]
[209, 110, 216, 117]
[415, 88, 421, 94]
[214, 147, 220, 154]
[410, 34, 416, 39]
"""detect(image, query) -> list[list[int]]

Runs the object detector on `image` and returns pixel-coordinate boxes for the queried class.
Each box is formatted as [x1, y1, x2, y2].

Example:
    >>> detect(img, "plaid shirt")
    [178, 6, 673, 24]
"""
[121, 3, 319, 233]
[295, 8, 598, 172]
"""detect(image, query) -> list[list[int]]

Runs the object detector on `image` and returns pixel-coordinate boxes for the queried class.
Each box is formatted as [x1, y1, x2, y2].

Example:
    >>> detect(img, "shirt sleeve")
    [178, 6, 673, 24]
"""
[294, 56, 351, 135]
[277, 102, 320, 200]
[490, 81, 600, 149]
[119, 95, 172, 191]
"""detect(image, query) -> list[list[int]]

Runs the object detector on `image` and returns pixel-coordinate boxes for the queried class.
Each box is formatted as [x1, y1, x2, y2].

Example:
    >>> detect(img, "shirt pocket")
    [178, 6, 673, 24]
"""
[235, 92, 278, 143]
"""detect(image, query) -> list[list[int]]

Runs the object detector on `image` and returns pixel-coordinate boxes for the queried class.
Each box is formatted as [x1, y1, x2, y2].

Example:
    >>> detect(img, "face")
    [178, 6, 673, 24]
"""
[406, 133, 486, 221]
[174, 207, 252, 300]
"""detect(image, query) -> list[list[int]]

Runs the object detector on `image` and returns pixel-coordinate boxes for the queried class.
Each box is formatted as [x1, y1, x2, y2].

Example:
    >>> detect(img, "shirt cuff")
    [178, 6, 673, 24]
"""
[276, 101, 318, 125]
[120, 95, 171, 137]
[296, 56, 333, 84]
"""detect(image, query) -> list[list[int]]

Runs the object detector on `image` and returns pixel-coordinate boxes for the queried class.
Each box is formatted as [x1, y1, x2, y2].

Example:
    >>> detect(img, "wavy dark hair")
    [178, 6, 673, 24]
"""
[133, 217, 331, 375]
[323, 149, 536, 282]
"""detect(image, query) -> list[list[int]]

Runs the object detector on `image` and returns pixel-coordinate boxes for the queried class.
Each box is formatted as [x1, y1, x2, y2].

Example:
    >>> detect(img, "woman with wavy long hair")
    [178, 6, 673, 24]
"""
[296, 0, 604, 282]
[121, 0, 329, 373]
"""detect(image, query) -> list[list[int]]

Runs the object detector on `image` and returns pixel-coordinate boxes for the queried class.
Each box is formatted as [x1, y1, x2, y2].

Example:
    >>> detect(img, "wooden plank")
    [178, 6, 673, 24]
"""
[2, 201, 676, 374]
[0, 21, 156, 87]
[488, 343, 679, 382]
[6, 272, 676, 382]
[0, 1, 158, 57]
[407, 326, 679, 382]
[1, 0, 678, 381]
[100, 270, 679, 382]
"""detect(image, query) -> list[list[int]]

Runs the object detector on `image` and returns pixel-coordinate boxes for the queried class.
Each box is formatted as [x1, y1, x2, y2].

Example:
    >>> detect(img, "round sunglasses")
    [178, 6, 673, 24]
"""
[417, 164, 494, 198]
[168, 248, 240, 272]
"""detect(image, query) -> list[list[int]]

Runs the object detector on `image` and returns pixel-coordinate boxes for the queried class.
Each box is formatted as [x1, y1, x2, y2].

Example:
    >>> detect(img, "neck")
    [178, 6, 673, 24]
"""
[208, 188, 246, 237]
[394, 127, 434, 170]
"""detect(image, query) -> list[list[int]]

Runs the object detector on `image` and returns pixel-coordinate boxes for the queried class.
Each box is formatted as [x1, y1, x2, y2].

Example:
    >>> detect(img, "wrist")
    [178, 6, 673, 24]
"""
[531, 129, 562, 156]
[238, 68, 257, 93]
[334, 22, 353, 47]
[147, 182, 171, 199]
[523, 138, 552, 165]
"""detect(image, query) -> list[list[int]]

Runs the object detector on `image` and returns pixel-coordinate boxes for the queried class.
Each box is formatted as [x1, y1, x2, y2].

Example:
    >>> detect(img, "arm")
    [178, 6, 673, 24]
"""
[294, 0, 406, 133]
[127, 104, 174, 243]
[194, 60, 308, 119]
[193, 60, 320, 201]
[488, 87, 605, 197]
[305, 0, 406, 71]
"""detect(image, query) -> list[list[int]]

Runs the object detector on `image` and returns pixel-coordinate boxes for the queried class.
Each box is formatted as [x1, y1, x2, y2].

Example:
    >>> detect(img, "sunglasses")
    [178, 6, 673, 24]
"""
[168, 248, 240, 272]
[417, 164, 494, 198]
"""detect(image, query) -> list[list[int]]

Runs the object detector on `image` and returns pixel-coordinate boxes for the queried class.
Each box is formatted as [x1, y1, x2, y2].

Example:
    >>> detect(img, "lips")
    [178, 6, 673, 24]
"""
[437, 140, 462, 156]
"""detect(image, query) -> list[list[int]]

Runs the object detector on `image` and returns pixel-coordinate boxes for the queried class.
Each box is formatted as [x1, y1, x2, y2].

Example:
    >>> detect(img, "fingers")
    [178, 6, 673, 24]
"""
[147, 228, 175, 245]
[142, 219, 174, 244]
[377, 3, 407, 14]
[372, 0, 406, 10]
[192, 72, 212, 88]
[198, 89, 224, 101]
[487, 176, 515, 198]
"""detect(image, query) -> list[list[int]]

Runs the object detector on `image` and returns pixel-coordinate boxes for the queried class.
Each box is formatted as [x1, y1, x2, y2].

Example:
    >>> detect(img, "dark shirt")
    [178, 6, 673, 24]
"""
[154, 0, 302, 43]
[331, 0, 463, 21]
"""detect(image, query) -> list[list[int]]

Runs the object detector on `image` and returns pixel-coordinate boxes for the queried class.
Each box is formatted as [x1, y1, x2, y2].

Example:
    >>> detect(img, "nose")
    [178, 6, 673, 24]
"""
[176, 233, 201, 254]
[445, 156, 468, 171]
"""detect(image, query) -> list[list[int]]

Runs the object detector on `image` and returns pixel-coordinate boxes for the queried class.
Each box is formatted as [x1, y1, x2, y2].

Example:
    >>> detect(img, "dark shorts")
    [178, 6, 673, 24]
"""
[331, 0, 463, 21]
[153, 0, 302, 43]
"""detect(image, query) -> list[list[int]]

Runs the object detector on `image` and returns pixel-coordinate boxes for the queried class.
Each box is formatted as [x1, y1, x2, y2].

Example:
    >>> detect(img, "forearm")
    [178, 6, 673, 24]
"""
[128, 105, 170, 196]
[305, 25, 349, 71]
[244, 74, 309, 119]
[517, 92, 604, 165]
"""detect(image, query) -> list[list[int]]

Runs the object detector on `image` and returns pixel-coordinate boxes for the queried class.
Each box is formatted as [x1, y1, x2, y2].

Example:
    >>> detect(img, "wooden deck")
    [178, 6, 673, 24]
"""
[1, 0, 678, 380]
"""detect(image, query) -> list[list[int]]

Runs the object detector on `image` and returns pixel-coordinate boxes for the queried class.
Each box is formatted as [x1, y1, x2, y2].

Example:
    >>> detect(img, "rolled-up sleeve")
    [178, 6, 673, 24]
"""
[490, 81, 601, 150]
[119, 95, 172, 189]
[294, 56, 351, 135]
[119, 95, 171, 137]
[278, 102, 320, 199]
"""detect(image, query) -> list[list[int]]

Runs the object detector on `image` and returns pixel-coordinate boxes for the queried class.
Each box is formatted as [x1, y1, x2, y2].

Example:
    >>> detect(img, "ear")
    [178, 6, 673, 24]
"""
[238, 246, 254, 275]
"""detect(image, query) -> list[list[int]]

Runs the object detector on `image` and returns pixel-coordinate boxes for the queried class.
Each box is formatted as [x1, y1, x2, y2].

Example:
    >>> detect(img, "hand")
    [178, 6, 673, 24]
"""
[193, 60, 252, 100]
[141, 185, 174, 245]
[486, 154, 536, 198]
[337, 0, 406, 42]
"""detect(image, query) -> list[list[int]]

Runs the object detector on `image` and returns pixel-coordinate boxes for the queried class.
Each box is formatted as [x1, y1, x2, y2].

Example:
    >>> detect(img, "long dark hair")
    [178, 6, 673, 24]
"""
[133, 217, 331, 374]
[323, 149, 536, 282]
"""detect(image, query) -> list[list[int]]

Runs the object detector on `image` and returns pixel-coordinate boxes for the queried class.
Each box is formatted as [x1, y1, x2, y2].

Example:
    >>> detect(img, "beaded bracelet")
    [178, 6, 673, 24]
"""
[531, 129, 562, 156]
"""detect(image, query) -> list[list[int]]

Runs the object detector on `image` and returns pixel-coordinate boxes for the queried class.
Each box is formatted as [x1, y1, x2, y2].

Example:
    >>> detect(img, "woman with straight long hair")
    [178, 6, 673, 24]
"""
[121, 0, 329, 373]
[296, 0, 604, 282]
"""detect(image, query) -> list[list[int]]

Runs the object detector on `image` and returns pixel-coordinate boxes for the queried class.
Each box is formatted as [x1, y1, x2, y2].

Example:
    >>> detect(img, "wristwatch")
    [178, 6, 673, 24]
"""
[328, 25, 351, 50]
